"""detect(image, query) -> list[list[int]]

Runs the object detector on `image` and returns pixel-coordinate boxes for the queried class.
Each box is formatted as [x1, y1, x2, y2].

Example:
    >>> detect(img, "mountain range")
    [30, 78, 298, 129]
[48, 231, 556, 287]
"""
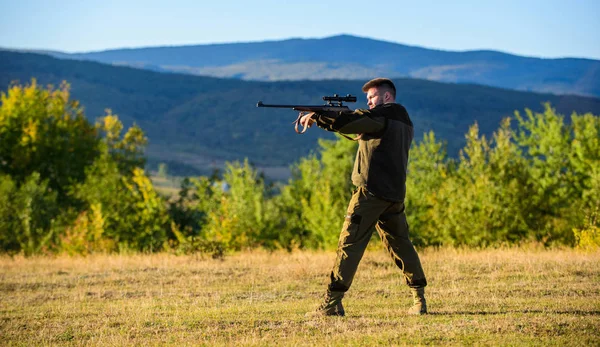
[1, 49, 600, 179]
[30, 34, 600, 98]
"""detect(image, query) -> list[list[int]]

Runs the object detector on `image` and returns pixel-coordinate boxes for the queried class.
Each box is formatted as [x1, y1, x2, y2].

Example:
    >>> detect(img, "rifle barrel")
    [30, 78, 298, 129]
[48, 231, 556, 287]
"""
[257, 102, 333, 108]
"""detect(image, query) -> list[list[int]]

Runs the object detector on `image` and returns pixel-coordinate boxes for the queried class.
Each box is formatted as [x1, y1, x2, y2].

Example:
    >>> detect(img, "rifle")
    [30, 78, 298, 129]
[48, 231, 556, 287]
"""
[257, 94, 356, 134]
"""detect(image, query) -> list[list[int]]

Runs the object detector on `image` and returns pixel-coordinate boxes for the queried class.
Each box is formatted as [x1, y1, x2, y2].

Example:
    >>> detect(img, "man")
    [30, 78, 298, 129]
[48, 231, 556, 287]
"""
[299, 78, 427, 317]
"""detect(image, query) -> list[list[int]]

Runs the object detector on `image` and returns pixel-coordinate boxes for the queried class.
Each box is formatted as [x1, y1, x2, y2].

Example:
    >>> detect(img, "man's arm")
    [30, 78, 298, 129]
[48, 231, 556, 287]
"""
[312, 108, 386, 135]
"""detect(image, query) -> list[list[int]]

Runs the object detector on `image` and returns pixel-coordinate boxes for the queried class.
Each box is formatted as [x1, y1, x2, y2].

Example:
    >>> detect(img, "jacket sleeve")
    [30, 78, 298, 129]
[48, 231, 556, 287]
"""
[313, 107, 385, 134]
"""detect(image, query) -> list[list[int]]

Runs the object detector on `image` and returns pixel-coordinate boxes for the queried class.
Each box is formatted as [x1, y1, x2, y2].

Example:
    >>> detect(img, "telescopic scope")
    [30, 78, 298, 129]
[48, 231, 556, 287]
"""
[322, 94, 357, 103]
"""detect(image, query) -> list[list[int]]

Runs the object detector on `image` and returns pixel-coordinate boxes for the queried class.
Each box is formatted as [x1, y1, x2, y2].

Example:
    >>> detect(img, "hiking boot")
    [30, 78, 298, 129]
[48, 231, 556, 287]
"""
[306, 291, 345, 317]
[408, 287, 427, 315]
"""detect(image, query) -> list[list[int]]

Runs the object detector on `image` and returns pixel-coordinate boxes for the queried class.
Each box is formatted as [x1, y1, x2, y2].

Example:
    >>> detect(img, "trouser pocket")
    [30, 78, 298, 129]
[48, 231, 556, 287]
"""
[339, 213, 362, 246]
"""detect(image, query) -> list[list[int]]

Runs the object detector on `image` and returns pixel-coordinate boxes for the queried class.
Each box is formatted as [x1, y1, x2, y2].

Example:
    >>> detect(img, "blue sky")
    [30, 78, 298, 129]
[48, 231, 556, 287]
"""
[1, 0, 599, 59]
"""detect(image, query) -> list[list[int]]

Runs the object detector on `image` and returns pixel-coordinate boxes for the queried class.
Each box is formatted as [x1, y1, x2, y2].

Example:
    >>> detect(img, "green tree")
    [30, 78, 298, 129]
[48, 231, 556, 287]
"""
[0, 80, 171, 255]
[569, 111, 600, 222]
[0, 173, 58, 255]
[514, 105, 578, 244]
[426, 119, 535, 246]
[278, 134, 357, 249]
[0, 79, 99, 205]
[0, 80, 98, 254]
[168, 175, 218, 253]
[96, 110, 147, 175]
[70, 115, 168, 252]
[405, 131, 451, 245]
[200, 160, 278, 252]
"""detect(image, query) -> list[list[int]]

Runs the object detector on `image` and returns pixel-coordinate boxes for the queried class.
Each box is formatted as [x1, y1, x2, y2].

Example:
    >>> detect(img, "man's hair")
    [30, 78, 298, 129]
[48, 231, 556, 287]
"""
[362, 78, 396, 99]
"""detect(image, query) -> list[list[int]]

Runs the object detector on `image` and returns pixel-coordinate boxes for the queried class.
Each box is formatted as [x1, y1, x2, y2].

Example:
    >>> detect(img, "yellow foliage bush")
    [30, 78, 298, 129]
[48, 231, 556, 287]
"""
[61, 203, 114, 255]
[573, 206, 600, 251]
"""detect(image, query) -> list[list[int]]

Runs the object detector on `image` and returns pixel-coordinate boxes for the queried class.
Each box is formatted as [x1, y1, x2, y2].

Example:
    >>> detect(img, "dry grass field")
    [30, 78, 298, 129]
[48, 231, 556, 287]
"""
[1, 247, 599, 346]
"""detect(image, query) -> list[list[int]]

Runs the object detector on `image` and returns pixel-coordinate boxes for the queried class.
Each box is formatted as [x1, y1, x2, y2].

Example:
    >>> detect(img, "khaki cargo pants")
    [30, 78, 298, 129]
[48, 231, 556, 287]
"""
[328, 187, 427, 293]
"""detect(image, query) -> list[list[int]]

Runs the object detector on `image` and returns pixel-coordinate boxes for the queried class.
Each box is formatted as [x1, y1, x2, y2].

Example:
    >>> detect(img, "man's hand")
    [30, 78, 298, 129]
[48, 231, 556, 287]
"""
[299, 112, 317, 128]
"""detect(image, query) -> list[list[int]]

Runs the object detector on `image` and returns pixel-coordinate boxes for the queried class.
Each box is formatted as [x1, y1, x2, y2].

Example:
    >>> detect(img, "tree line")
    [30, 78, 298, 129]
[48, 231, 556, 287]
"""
[0, 80, 598, 256]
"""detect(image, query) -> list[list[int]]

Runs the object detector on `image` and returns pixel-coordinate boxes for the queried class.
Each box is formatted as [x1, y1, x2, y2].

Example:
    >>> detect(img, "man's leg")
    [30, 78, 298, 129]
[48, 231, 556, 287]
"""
[330, 188, 392, 292]
[308, 188, 391, 317]
[375, 202, 428, 314]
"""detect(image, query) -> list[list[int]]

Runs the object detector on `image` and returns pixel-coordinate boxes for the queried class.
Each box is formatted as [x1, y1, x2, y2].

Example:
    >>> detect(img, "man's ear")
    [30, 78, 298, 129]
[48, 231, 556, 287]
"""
[384, 91, 392, 103]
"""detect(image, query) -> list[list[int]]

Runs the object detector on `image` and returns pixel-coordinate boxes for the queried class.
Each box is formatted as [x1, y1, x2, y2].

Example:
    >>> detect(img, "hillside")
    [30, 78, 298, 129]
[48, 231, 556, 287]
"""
[2, 50, 600, 177]
[46, 34, 600, 98]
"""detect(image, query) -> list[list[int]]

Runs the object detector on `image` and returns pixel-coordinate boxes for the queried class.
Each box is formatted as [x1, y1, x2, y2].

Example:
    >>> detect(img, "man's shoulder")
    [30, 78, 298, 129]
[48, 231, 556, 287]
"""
[370, 103, 406, 112]
[381, 103, 412, 126]
[384, 102, 407, 110]
[356, 103, 409, 118]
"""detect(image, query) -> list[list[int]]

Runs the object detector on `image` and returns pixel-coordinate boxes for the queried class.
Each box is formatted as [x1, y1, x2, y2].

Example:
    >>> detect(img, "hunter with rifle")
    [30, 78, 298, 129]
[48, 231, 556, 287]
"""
[258, 78, 428, 317]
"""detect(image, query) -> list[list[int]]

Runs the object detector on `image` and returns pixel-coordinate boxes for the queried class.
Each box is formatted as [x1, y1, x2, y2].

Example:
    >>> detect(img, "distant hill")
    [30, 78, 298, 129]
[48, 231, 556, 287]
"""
[2, 50, 600, 179]
[38, 34, 600, 98]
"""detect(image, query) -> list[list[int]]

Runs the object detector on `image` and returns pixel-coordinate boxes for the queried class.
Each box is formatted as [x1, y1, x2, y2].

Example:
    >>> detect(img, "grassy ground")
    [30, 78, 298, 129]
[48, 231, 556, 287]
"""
[1, 247, 599, 346]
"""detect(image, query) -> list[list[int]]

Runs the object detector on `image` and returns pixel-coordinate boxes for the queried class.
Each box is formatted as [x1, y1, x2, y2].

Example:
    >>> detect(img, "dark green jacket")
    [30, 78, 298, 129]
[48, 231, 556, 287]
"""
[315, 103, 413, 202]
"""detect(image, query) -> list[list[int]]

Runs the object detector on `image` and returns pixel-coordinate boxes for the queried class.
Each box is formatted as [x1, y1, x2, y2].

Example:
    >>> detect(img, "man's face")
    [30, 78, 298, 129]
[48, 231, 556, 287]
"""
[366, 87, 386, 109]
